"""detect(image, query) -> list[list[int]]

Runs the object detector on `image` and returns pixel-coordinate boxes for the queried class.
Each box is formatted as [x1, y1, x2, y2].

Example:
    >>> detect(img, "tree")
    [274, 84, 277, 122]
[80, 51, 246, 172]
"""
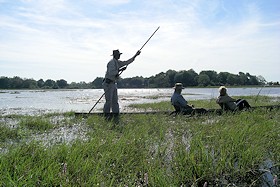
[56, 79, 68, 89]
[186, 69, 199, 86]
[68, 82, 79, 89]
[197, 74, 210, 86]
[166, 69, 177, 87]
[217, 72, 230, 85]
[151, 72, 169, 88]
[226, 74, 239, 85]
[0, 76, 10, 89]
[199, 70, 218, 85]
[44, 79, 56, 89]
[22, 79, 38, 89]
[248, 76, 259, 85]
[125, 76, 145, 88]
[77, 81, 90, 89]
[91, 77, 103, 88]
[257, 75, 266, 85]
[10, 76, 23, 89]
[238, 72, 248, 85]
[37, 79, 45, 88]
[177, 69, 198, 86]
[174, 71, 184, 84]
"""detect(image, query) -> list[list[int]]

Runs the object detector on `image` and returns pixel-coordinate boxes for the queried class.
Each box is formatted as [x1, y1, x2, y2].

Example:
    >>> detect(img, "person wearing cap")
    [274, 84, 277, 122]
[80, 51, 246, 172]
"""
[103, 49, 141, 115]
[171, 83, 206, 114]
[216, 86, 251, 111]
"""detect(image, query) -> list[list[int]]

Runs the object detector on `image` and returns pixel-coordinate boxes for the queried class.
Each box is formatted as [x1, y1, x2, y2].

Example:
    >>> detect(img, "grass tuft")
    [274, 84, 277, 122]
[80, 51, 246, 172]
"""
[19, 116, 55, 132]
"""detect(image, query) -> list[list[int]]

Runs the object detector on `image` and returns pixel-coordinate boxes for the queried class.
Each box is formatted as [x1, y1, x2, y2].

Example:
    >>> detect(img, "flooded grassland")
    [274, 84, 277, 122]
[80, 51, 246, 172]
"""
[0, 96, 279, 186]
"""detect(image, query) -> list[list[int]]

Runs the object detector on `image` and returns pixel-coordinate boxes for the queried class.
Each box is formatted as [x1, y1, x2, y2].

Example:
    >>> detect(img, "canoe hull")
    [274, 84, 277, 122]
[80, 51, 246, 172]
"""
[75, 105, 280, 116]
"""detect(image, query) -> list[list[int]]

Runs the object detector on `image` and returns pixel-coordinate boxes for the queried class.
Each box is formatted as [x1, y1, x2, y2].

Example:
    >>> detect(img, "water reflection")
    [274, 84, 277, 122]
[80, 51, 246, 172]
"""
[0, 87, 279, 115]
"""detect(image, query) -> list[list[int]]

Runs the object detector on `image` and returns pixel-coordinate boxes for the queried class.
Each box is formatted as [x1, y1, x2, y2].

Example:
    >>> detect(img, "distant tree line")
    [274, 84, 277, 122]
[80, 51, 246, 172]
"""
[0, 69, 279, 89]
[0, 76, 91, 89]
[116, 69, 278, 88]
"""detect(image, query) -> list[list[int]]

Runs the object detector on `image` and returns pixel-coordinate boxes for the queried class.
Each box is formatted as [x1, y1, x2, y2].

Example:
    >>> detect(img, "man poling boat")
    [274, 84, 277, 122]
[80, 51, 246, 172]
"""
[88, 27, 160, 115]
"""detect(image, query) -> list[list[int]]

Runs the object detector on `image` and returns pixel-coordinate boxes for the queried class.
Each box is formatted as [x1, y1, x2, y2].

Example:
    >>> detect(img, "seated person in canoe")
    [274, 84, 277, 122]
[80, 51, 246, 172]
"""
[171, 83, 207, 115]
[216, 86, 251, 111]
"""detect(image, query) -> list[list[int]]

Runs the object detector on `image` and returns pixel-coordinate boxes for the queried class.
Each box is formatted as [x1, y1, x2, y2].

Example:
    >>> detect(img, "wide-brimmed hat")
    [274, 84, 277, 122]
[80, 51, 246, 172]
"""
[111, 49, 122, 56]
[173, 83, 185, 89]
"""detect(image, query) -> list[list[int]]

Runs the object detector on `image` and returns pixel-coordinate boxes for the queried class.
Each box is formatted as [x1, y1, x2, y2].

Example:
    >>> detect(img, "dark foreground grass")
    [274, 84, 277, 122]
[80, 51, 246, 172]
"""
[0, 96, 279, 186]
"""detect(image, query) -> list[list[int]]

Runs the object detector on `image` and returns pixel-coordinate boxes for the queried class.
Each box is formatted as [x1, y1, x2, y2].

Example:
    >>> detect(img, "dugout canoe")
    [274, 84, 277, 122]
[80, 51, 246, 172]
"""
[74, 104, 280, 117]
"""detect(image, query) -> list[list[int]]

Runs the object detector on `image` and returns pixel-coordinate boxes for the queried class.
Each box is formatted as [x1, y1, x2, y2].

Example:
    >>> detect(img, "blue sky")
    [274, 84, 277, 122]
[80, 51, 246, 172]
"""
[0, 0, 279, 82]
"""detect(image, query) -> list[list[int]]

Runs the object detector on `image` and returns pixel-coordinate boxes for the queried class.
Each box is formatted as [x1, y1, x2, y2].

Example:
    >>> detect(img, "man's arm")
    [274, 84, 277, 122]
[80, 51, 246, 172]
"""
[119, 50, 141, 67]
[177, 95, 188, 107]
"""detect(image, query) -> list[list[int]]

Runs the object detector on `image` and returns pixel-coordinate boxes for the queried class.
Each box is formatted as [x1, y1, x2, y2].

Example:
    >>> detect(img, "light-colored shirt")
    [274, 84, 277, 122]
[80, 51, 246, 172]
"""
[104, 57, 135, 81]
[216, 94, 237, 110]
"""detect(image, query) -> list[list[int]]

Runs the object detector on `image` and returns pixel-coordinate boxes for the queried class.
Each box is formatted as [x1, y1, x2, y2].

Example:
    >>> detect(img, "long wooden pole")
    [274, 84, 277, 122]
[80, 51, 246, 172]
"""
[139, 26, 160, 51]
[88, 92, 105, 114]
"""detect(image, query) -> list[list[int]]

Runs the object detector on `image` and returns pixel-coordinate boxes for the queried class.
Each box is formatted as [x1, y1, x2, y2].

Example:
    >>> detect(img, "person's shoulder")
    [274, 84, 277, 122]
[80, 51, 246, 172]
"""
[171, 92, 176, 97]
[224, 94, 233, 99]
[172, 92, 180, 96]
[220, 94, 229, 98]
[107, 58, 116, 64]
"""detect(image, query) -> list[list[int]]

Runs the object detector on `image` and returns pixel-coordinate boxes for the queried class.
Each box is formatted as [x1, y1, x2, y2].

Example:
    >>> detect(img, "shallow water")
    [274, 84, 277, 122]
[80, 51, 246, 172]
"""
[0, 87, 279, 115]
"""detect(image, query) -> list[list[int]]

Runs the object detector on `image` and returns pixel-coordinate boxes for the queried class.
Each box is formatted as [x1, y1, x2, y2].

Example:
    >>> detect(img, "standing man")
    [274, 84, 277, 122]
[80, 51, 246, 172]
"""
[103, 49, 141, 115]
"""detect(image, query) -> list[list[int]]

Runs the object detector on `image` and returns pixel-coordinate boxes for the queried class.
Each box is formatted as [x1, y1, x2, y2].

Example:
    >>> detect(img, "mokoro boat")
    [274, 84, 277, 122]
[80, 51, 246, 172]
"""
[74, 105, 280, 117]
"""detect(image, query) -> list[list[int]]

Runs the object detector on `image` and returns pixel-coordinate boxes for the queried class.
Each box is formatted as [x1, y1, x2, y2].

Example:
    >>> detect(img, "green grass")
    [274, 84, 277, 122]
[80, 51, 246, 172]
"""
[19, 116, 55, 132]
[0, 125, 20, 143]
[0, 96, 279, 186]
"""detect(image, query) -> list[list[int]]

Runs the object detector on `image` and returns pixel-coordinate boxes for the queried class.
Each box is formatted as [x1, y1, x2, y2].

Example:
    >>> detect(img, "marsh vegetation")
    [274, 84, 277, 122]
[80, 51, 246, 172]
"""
[0, 96, 279, 186]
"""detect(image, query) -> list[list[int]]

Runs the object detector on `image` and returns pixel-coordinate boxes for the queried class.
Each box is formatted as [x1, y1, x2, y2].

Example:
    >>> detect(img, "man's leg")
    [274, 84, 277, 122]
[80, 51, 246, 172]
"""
[236, 99, 242, 103]
[103, 83, 113, 113]
[111, 83, 120, 114]
[182, 106, 194, 115]
[194, 108, 208, 114]
[242, 100, 251, 108]
[236, 99, 251, 110]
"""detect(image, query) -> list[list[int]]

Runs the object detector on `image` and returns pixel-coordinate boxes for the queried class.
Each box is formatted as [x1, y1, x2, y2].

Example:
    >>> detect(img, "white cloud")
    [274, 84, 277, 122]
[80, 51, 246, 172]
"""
[0, 0, 279, 82]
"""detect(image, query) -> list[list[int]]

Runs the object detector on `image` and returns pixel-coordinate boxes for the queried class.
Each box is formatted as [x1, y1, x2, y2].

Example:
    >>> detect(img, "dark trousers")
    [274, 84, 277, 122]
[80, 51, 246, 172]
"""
[236, 99, 251, 110]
